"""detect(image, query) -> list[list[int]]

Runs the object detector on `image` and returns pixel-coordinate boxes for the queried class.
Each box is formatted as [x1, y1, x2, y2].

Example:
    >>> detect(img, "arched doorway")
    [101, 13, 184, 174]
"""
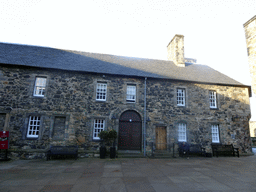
[118, 110, 142, 150]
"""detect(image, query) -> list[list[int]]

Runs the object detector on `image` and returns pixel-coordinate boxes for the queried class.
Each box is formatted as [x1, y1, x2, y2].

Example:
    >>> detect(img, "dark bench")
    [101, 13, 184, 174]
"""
[211, 144, 239, 157]
[46, 145, 78, 160]
[178, 143, 206, 157]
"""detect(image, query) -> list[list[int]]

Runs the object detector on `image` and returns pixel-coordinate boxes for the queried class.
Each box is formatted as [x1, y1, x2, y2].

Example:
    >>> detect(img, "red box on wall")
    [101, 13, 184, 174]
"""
[0, 131, 9, 138]
[0, 141, 8, 149]
[0, 131, 9, 149]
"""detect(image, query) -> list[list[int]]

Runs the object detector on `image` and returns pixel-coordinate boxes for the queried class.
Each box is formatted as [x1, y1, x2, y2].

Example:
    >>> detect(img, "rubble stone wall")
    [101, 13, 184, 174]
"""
[0, 65, 252, 159]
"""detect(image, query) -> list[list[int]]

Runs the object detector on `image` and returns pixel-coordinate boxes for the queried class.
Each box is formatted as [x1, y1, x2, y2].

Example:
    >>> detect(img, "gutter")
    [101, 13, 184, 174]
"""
[143, 77, 147, 156]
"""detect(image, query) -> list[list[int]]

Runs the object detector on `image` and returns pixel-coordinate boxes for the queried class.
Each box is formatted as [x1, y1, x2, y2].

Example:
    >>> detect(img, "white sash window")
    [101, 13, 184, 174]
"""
[212, 125, 220, 143]
[96, 83, 107, 101]
[27, 116, 41, 138]
[126, 85, 136, 102]
[209, 91, 217, 108]
[34, 77, 46, 97]
[177, 88, 185, 106]
[93, 119, 105, 139]
[178, 123, 186, 142]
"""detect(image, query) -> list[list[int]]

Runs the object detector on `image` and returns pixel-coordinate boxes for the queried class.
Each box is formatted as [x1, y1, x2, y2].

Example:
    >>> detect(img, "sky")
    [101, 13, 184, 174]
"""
[0, 0, 255, 86]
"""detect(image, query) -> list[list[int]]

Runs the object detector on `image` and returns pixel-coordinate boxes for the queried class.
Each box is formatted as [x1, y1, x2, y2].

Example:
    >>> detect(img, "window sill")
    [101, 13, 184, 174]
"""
[126, 101, 136, 103]
[92, 139, 101, 142]
[33, 95, 45, 99]
[26, 137, 38, 140]
[210, 107, 219, 110]
[211, 142, 221, 145]
[95, 100, 107, 102]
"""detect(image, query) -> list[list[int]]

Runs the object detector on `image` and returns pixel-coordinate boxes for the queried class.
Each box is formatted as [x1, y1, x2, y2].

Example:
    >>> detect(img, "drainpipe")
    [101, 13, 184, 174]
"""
[144, 77, 147, 156]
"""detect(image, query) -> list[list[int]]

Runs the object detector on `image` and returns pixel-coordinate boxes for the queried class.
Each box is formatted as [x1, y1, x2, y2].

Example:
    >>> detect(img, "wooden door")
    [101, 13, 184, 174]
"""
[118, 111, 142, 150]
[155, 127, 167, 150]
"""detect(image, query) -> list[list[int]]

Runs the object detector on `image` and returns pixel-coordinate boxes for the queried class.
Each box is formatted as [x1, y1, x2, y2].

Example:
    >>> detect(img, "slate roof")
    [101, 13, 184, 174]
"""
[0, 42, 246, 87]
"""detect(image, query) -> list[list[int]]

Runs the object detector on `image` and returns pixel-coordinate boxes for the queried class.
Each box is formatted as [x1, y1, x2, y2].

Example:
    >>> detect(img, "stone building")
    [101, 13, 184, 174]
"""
[244, 15, 256, 137]
[0, 34, 252, 158]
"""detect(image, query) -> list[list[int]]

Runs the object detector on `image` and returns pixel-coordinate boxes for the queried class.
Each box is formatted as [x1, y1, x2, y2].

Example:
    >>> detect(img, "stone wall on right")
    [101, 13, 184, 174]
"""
[244, 15, 256, 137]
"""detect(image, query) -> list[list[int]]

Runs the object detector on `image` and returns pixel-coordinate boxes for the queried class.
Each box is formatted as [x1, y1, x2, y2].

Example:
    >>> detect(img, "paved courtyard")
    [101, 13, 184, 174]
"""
[1, 154, 256, 192]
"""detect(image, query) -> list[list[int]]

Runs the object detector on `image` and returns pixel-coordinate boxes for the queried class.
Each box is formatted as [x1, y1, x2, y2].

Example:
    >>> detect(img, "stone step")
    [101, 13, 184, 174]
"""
[117, 152, 145, 158]
[151, 154, 175, 159]
[149, 151, 178, 159]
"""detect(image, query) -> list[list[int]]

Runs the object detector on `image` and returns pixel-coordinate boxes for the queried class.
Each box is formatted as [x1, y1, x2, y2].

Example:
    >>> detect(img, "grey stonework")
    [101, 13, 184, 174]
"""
[244, 15, 256, 137]
[0, 65, 252, 158]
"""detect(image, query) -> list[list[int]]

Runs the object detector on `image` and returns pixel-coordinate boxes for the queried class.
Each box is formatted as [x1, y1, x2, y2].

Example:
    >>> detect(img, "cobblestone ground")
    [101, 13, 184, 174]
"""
[1, 154, 256, 192]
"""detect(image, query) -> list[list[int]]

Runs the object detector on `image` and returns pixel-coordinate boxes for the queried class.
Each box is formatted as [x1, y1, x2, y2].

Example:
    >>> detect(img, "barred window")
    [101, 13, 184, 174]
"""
[211, 125, 220, 143]
[93, 119, 105, 139]
[27, 116, 41, 138]
[34, 77, 46, 97]
[209, 91, 217, 108]
[178, 123, 186, 142]
[96, 83, 107, 101]
[177, 88, 185, 106]
[126, 85, 136, 102]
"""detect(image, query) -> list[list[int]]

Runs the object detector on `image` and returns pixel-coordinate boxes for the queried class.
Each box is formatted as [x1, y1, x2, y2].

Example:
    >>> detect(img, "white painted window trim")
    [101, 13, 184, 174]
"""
[33, 77, 46, 97]
[93, 119, 105, 140]
[27, 116, 41, 138]
[96, 83, 107, 101]
[177, 88, 186, 106]
[178, 123, 186, 142]
[211, 124, 220, 143]
[209, 91, 217, 108]
[126, 85, 136, 102]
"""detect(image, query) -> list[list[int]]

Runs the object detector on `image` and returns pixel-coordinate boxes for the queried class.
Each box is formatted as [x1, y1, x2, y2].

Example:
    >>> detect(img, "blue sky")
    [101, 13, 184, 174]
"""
[0, 0, 255, 86]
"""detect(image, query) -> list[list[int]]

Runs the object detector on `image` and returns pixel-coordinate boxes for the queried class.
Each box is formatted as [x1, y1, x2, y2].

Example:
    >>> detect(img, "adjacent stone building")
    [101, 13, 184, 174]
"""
[0, 34, 252, 158]
[244, 15, 256, 137]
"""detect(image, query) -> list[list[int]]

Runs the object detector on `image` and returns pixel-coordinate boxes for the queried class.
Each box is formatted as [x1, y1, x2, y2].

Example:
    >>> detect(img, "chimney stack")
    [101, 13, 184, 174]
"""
[167, 34, 185, 67]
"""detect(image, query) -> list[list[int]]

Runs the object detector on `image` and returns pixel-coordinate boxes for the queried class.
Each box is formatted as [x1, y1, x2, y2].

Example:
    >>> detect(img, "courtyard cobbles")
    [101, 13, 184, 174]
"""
[1, 155, 256, 192]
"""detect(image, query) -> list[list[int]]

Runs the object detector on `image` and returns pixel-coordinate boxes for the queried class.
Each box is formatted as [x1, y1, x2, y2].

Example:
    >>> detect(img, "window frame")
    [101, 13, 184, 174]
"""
[96, 82, 107, 101]
[33, 77, 47, 97]
[93, 119, 105, 140]
[27, 115, 41, 138]
[211, 124, 220, 143]
[177, 88, 186, 107]
[126, 85, 136, 103]
[178, 123, 187, 142]
[209, 91, 217, 109]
